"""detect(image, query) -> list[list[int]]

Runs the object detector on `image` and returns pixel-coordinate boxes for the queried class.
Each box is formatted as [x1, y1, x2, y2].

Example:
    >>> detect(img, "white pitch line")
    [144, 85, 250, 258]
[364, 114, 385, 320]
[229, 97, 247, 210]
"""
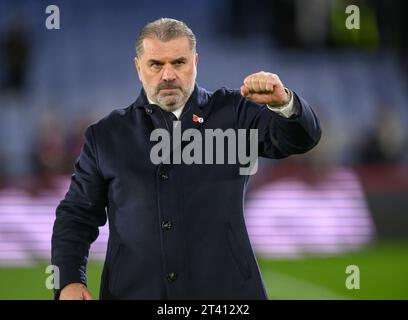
[263, 269, 349, 300]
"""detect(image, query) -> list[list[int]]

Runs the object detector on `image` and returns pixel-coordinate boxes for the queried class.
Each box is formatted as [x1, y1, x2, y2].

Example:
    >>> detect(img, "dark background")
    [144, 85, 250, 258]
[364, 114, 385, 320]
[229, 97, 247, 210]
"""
[0, 0, 407, 299]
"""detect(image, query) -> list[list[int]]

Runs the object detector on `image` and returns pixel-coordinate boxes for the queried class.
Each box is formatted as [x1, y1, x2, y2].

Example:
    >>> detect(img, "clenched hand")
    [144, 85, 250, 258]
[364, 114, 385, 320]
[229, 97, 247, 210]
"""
[240, 71, 289, 106]
[59, 283, 93, 300]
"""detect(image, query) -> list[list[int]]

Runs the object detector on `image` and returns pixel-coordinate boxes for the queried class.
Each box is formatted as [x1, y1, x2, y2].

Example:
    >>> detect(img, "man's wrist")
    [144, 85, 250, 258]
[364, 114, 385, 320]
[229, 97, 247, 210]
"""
[266, 88, 292, 108]
[266, 88, 297, 118]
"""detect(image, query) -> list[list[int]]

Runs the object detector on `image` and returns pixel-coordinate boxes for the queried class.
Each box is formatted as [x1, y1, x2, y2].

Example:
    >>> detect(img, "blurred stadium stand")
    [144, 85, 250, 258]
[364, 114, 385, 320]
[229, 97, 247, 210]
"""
[0, 0, 408, 265]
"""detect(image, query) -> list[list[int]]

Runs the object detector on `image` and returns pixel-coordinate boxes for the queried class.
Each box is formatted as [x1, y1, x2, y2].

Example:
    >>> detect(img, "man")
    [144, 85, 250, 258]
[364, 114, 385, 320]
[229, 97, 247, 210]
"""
[52, 18, 321, 300]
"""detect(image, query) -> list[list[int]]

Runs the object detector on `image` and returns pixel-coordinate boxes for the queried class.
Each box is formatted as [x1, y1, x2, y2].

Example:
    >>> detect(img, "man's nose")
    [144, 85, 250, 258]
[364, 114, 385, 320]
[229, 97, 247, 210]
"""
[161, 66, 176, 82]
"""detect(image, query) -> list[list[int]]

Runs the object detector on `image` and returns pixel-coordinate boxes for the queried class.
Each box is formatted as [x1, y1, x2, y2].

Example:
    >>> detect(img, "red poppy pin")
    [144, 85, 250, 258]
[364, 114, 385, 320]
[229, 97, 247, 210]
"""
[192, 114, 204, 123]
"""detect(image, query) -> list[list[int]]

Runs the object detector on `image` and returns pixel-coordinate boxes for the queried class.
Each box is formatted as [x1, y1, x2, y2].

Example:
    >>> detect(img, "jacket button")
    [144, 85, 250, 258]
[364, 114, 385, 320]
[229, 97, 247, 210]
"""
[159, 172, 169, 180]
[145, 107, 153, 114]
[161, 221, 173, 230]
[167, 272, 178, 282]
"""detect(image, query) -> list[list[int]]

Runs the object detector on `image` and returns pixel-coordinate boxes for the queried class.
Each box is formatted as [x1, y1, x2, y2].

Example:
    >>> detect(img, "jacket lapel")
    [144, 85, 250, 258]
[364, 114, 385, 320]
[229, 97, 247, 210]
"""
[132, 84, 212, 164]
[179, 84, 211, 132]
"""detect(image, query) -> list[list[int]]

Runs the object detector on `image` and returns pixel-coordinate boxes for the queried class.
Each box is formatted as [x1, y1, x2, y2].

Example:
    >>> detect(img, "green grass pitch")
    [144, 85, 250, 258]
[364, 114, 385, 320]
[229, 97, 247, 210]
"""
[0, 242, 407, 300]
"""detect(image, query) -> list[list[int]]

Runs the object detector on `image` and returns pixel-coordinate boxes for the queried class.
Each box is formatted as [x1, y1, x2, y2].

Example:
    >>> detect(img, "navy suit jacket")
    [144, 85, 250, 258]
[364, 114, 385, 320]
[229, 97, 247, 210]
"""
[51, 84, 321, 299]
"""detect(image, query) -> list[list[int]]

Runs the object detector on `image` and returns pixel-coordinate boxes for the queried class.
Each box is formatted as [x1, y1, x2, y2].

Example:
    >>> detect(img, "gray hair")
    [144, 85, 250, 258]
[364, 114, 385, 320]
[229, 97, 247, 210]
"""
[135, 18, 196, 58]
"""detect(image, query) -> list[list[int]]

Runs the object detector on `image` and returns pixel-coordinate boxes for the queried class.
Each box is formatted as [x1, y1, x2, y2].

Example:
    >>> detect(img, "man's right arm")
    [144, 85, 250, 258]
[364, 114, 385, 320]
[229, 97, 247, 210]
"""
[51, 125, 108, 300]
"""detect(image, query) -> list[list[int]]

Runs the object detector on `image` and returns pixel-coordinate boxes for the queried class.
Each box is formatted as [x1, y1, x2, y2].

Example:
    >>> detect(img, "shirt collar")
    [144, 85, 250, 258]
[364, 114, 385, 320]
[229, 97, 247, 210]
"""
[146, 96, 185, 119]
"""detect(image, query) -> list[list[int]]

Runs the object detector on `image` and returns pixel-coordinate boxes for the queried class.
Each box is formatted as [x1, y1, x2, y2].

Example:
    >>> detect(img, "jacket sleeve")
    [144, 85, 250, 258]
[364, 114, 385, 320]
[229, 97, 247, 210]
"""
[233, 90, 322, 159]
[51, 125, 108, 299]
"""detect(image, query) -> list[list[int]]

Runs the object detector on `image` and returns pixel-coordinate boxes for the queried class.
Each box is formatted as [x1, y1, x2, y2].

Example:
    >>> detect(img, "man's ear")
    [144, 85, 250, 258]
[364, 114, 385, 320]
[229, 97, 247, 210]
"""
[134, 57, 142, 81]
[195, 53, 198, 66]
